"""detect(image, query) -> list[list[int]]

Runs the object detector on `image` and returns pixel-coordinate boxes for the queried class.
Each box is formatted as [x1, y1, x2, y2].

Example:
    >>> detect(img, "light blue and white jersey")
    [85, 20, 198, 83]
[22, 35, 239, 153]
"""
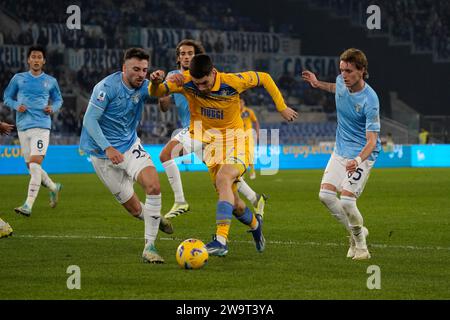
[334, 75, 381, 161]
[79, 71, 149, 158]
[167, 69, 190, 128]
[3, 71, 63, 131]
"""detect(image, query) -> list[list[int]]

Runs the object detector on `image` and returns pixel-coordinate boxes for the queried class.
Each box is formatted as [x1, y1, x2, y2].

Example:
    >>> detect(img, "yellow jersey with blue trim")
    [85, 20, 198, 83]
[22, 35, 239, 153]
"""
[149, 70, 287, 142]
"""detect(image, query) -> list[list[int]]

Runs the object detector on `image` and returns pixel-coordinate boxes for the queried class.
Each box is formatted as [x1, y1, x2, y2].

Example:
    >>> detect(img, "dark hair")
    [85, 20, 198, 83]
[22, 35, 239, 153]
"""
[340, 48, 369, 79]
[189, 54, 213, 79]
[176, 39, 205, 68]
[123, 48, 150, 63]
[27, 45, 46, 59]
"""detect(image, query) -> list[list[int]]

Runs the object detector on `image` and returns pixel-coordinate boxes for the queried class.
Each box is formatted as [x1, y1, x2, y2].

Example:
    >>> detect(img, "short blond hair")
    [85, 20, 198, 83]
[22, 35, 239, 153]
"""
[340, 48, 369, 79]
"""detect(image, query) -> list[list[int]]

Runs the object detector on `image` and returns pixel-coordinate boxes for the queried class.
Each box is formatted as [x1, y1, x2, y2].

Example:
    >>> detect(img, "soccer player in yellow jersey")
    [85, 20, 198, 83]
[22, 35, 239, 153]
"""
[149, 54, 297, 256]
[240, 98, 260, 179]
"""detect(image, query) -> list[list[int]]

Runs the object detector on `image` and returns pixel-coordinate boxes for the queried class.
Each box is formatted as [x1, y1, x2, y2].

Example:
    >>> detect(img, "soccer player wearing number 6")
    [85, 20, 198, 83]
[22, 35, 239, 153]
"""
[302, 48, 381, 260]
[150, 54, 298, 256]
[3, 45, 63, 217]
[79, 48, 173, 264]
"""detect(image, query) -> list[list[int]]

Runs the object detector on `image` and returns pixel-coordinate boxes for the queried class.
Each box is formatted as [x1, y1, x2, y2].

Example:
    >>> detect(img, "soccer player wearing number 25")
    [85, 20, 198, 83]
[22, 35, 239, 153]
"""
[79, 48, 173, 264]
[302, 48, 381, 260]
[3, 45, 63, 217]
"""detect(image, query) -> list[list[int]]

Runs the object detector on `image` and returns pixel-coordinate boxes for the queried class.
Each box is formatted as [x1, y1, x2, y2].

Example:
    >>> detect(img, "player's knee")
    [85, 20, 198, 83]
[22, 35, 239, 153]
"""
[143, 183, 160, 195]
[340, 196, 357, 212]
[159, 148, 172, 163]
[319, 189, 337, 206]
[215, 174, 233, 192]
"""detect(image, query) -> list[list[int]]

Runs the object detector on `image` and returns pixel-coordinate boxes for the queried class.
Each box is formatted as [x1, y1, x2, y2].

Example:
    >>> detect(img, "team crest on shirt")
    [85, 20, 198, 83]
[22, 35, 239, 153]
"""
[97, 91, 106, 102]
[131, 93, 140, 104]
[43, 80, 50, 88]
[354, 103, 362, 113]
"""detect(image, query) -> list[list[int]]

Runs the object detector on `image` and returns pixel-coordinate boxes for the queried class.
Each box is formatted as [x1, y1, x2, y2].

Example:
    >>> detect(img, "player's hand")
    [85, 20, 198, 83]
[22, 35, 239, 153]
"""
[150, 70, 166, 84]
[44, 105, 53, 115]
[166, 73, 184, 86]
[346, 159, 358, 174]
[17, 105, 27, 113]
[280, 107, 298, 122]
[0, 122, 15, 135]
[301, 70, 319, 88]
[105, 146, 124, 165]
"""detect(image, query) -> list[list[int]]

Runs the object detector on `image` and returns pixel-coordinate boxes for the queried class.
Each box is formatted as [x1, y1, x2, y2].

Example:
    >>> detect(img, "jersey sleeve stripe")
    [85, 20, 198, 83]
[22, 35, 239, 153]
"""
[88, 102, 105, 111]
[254, 71, 260, 86]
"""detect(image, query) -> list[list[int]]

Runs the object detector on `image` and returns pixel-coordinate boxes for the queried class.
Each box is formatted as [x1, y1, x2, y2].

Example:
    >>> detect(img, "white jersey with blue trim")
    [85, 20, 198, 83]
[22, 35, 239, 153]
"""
[167, 70, 191, 128]
[79, 71, 149, 158]
[3, 71, 63, 131]
[334, 75, 381, 161]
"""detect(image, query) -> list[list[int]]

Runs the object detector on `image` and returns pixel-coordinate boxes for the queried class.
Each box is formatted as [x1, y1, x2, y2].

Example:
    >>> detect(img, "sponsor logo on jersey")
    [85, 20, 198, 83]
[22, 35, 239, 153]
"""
[201, 107, 224, 120]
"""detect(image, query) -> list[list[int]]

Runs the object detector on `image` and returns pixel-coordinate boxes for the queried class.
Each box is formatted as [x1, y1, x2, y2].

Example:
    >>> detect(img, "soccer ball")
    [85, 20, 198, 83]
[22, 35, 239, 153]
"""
[176, 238, 209, 269]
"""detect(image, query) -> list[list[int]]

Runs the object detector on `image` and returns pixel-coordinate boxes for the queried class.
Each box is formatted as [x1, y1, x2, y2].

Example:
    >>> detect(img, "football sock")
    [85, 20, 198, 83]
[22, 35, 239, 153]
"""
[319, 189, 351, 232]
[162, 159, 186, 203]
[25, 163, 42, 208]
[340, 196, 366, 249]
[237, 177, 257, 205]
[216, 201, 233, 245]
[233, 207, 258, 230]
[40, 168, 57, 192]
[143, 194, 162, 245]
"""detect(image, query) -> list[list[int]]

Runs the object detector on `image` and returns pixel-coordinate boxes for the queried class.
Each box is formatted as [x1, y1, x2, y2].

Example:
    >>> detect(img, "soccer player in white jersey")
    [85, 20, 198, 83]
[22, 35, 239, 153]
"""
[302, 48, 381, 260]
[79, 48, 173, 264]
[3, 45, 63, 217]
[159, 39, 268, 219]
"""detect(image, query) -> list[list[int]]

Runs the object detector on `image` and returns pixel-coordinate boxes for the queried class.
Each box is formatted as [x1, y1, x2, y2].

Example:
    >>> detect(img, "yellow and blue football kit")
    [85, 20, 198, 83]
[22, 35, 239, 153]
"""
[149, 69, 286, 251]
[150, 70, 286, 188]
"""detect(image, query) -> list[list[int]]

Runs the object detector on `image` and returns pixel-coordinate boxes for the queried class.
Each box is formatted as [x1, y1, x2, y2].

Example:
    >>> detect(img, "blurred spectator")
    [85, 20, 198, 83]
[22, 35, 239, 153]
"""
[419, 128, 430, 144]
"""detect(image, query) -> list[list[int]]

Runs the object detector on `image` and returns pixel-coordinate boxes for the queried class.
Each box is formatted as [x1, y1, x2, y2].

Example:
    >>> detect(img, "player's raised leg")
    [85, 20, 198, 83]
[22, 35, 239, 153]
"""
[236, 177, 268, 217]
[233, 191, 265, 253]
[160, 139, 189, 219]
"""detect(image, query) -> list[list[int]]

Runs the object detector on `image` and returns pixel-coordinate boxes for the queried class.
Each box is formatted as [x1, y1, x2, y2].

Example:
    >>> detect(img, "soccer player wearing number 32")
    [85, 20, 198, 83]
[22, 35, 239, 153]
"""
[302, 48, 381, 260]
[79, 48, 173, 264]
[3, 45, 63, 217]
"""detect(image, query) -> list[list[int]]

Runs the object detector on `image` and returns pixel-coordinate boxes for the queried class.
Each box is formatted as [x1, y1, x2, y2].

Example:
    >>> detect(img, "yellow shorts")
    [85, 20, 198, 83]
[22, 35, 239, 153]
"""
[204, 138, 249, 194]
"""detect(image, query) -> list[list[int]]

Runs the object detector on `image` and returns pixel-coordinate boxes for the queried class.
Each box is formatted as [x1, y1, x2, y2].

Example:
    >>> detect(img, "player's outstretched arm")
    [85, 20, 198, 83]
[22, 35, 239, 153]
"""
[301, 70, 336, 93]
[256, 72, 298, 122]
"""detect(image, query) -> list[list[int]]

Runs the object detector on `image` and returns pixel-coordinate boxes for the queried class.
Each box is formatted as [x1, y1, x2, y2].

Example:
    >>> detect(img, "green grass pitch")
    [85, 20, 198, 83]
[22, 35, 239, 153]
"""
[1, 168, 449, 299]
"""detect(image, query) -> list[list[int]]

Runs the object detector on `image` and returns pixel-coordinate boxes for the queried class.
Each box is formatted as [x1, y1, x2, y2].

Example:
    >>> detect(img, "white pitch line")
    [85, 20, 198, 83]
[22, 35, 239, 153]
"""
[12, 234, 450, 252]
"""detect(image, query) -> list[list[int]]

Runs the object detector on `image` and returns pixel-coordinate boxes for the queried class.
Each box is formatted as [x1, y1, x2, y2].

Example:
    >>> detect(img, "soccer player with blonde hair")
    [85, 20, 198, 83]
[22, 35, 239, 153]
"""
[302, 48, 381, 260]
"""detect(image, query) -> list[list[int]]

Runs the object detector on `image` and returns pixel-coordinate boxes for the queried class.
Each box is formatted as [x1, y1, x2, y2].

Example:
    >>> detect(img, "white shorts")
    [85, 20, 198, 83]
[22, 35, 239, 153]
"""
[321, 152, 375, 198]
[91, 139, 155, 204]
[18, 128, 50, 162]
[172, 127, 203, 160]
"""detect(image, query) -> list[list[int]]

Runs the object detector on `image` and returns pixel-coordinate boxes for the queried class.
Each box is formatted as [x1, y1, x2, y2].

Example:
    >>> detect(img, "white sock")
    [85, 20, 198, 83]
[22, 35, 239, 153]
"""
[162, 160, 185, 204]
[216, 235, 227, 245]
[319, 190, 351, 233]
[25, 163, 42, 208]
[340, 196, 366, 249]
[143, 194, 162, 244]
[237, 177, 257, 205]
[40, 168, 57, 192]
